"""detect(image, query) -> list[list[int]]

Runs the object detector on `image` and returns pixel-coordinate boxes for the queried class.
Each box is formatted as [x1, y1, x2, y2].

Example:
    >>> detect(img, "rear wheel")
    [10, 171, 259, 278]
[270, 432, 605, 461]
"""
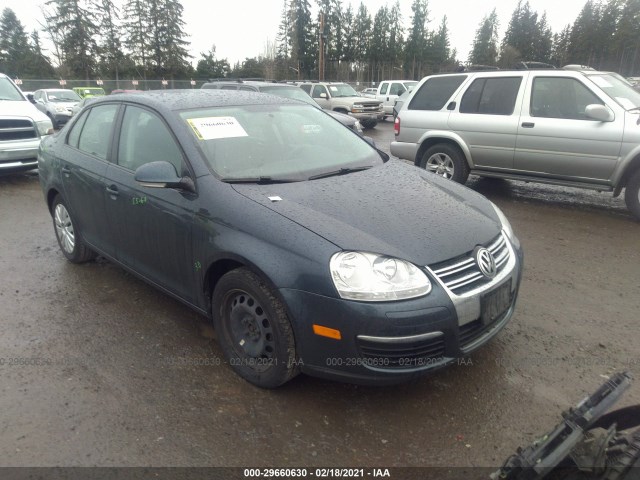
[51, 195, 97, 263]
[419, 143, 469, 184]
[624, 168, 640, 220]
[212, 268, 299, 388]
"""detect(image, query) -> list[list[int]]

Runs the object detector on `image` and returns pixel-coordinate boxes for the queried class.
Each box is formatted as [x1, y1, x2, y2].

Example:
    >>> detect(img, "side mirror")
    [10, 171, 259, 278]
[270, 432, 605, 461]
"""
[585, 104, 614, 122]
[134, 161, 195, 192]
[26, 94, 35, 103]
[319, 92, 327, 99]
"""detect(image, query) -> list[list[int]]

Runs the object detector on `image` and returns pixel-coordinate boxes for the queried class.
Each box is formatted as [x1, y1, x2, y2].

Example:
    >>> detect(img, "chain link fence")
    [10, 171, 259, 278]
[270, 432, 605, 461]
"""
[13, 78, 207, 93]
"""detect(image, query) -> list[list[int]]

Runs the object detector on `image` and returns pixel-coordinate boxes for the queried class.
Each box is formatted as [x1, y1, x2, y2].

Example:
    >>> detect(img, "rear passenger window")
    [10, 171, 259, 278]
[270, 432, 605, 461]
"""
[299, 84, 312, 94]
[460, 77, 522, 115]
[409, 75, 467, 111]
[77, 104, 119, 160]
[67, 109, 89, 148]
[531, 77, 603, 120]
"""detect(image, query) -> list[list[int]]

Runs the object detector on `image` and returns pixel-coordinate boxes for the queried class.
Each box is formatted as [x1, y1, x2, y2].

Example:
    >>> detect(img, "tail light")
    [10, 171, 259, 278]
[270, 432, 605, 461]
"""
[394, 116, 400, 136]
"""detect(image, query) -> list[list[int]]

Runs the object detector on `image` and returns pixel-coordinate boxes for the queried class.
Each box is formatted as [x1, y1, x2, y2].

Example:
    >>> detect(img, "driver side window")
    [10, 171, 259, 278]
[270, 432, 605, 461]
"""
[312, 85, 328, 99]
[117, 106, 185, 175]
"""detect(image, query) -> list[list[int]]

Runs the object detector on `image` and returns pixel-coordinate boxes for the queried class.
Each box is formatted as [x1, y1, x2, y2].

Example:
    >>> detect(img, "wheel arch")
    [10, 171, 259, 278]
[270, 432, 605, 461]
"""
[202, 255, 286, 319]
[46, 188, 62, 214]
[415, 134, 472, 169]
[614, 150, 640, 196]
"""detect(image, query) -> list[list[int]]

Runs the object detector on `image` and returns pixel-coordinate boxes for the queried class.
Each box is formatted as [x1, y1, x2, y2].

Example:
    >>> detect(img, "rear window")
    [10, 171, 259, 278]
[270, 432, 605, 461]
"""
[460, 77, 522, 115]
[409, 75, 467, 111]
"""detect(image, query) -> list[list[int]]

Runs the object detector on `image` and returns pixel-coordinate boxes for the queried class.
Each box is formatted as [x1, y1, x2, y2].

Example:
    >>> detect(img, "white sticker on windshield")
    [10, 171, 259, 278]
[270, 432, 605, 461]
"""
[590, 76, 612, 88]
[187, 117, 248, 140]
[301, 124, 322, 134]
[615, 97, 635, 109]
[329, 86, 338, 92]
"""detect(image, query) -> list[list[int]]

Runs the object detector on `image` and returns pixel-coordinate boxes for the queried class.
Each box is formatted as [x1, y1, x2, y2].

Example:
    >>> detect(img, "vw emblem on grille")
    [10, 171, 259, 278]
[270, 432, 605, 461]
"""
[475, 247, 497, 279]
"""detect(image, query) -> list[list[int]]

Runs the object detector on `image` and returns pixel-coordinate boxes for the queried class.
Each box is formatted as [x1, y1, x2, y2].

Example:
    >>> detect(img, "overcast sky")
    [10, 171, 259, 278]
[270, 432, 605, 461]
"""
[5, 0, 586, 67]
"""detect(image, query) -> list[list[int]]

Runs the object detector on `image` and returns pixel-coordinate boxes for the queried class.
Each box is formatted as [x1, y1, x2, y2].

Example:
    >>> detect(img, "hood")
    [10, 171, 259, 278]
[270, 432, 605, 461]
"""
[232, 160, 501, 266]
[0, 100, 50, 122]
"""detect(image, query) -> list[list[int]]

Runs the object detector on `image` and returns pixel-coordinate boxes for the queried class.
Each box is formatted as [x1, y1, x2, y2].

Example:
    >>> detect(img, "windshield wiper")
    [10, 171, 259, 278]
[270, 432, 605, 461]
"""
[307, 166, 372, 180]
[221, 176, 299, 184]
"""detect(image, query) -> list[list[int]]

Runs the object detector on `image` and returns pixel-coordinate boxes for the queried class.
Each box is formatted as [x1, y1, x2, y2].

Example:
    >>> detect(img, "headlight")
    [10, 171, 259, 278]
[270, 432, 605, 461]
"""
[353, 120, 363, 134]
[35, 119, 54, 136]
[330, 251, 431, 301]
[491, 203, 519, 248]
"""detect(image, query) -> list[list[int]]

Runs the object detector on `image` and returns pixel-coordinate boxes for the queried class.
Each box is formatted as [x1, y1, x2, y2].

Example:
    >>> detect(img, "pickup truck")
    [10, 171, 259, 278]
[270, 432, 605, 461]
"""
[297, 82, 383, 129]
[0, 74, 53, 174]
[363, 80, 418, 117]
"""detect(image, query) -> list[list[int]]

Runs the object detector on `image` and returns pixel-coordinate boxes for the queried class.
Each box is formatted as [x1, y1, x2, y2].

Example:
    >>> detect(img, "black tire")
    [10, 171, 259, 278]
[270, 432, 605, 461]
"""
[361, 119, 377, 129]
[419, 143, 469, 184]
[212, 268, 299, 388]
[51, 195, 97, 263]
[624, 168, 640, 220]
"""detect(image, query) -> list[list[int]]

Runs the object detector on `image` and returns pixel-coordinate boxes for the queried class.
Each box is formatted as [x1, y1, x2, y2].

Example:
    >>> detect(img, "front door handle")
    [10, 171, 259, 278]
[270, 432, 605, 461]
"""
[106, 185, 119, 197]
[521, 122, 535, 128]
[61, 166, 71, 177]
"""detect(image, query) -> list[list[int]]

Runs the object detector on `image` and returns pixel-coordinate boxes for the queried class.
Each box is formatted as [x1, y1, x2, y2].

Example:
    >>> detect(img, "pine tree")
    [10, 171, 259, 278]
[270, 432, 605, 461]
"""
[469, 9, 499, 66]
[92, 0, 123, 81]
[404, 0, 429, 78]
[288, 0, 314, 78]
[44, 0, 99, 79]
[0, 8, 32, 77]
[123, 0, 151, 79]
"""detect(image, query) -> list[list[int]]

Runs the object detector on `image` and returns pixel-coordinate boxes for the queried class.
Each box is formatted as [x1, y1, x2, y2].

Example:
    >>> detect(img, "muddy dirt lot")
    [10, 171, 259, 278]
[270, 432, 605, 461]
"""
[0, 121, 638, 469]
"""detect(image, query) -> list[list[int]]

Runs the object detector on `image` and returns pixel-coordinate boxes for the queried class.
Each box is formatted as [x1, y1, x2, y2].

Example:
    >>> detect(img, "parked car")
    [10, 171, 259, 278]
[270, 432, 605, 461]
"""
[297, 81, 384, 129]
[32, 88, 81, 129]
[360, 87, 377, 97]
[391, 67, 640, 220]
[70, 97, 99, 117]
[38, 90, 523, 388]
[72, 86, 106, 99]
[0, 73, 53, 175]
[370, 80, 418, 117]
[202, 80, 363, 135]
[392, 86, 415, 120]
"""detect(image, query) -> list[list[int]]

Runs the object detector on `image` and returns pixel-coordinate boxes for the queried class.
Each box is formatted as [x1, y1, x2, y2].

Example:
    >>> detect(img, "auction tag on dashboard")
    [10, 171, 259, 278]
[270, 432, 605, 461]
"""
[187, 117, 248, 140]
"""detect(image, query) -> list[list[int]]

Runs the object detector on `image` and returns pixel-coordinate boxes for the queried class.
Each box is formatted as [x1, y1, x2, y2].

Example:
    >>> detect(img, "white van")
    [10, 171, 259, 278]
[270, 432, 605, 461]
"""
[0, 74, 53, 174]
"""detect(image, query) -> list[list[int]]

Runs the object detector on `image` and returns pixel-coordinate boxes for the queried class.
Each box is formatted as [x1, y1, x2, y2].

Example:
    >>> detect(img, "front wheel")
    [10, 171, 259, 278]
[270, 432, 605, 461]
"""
[51, 195, 97, 263]
[212, 268, 299, 388]
[419, 143, 469, 183]
[624, 169, 640, 220]
[361, 119, 377, 129]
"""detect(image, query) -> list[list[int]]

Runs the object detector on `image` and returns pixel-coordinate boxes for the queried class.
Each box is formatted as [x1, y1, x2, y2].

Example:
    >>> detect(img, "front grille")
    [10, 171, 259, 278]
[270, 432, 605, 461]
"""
[430, 233, 510, 295]
[358, 336, 446, 370]
[0, 118, 37, 141]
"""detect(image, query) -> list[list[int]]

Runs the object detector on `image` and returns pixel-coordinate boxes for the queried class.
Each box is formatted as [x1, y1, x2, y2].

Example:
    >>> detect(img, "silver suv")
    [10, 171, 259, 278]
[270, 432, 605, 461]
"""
[391, 68, 640, 219]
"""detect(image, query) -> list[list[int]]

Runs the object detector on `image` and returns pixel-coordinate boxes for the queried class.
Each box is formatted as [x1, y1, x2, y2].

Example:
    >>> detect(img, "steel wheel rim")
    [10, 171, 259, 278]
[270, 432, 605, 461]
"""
[426, 153, 455, 179]
[54, 203, 75, 254]
[226, 290, 275, 371]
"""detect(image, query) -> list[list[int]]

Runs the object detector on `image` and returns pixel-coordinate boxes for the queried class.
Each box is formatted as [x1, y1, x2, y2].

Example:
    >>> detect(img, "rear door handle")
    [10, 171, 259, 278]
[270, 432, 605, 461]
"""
[521, 122, 535, 128]
[106, 185, 119, 197]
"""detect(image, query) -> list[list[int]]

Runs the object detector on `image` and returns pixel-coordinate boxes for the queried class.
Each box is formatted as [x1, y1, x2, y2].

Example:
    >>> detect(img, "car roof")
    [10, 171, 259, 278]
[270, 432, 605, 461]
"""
[88, 89, 300, 112]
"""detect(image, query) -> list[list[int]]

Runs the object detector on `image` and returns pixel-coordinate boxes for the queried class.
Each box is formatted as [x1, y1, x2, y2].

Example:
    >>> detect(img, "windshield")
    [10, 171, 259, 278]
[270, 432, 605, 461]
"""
[47, 90, 81, 102]
[587, 73, 640, 110]
[0, 77, 26, 101]
[259, 86, 318, 107]
[181, 104, 381, 182]
[329, 83, 358, 97]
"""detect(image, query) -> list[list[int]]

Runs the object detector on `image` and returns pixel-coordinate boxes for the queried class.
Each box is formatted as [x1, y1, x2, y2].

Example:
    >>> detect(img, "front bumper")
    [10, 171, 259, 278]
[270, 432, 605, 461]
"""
[52, 112, 72, 126]
[281, 237, 524, 385]
[0, 138, 42, 174]
[350, 111, 384, 122]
